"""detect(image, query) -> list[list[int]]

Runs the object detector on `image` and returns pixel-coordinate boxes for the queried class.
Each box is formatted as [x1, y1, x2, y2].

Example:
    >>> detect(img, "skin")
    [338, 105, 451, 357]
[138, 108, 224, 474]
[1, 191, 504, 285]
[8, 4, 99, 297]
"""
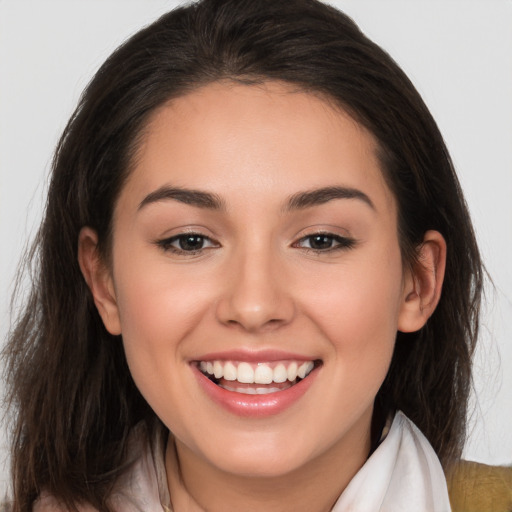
[79, 81, 446, 512]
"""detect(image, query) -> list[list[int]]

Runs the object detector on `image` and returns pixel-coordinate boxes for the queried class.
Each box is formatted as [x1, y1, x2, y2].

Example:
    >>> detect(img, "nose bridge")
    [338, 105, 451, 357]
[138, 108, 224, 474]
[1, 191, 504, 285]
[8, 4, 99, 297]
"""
[216, 238, 294, 332]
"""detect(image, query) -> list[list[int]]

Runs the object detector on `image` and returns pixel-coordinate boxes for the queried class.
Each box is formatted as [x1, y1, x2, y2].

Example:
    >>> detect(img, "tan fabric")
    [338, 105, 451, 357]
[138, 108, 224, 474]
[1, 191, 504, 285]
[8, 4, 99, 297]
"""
[447, 460, 512, 512]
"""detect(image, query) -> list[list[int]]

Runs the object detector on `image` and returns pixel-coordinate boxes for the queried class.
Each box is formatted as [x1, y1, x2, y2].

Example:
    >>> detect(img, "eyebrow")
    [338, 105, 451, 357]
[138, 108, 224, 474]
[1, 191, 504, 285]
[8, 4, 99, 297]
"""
[285, 186, 375, 212]
[138, 186, 225, 211]
[138, 184, 374, 213]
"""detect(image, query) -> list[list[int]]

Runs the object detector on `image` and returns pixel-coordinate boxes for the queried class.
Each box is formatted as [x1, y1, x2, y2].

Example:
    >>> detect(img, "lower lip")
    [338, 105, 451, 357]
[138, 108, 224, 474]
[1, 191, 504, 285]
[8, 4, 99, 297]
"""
[192, 364, 319, 418]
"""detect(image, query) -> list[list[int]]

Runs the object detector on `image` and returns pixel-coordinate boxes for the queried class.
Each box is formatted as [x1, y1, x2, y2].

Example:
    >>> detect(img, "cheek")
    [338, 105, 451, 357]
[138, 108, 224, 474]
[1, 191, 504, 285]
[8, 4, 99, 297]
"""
[301, 245, 403, 388]
[304, 251, 404, 342]
[111, 251, 220, 375]
[111, 263, 219, 428]
[116, 274, 211, 346]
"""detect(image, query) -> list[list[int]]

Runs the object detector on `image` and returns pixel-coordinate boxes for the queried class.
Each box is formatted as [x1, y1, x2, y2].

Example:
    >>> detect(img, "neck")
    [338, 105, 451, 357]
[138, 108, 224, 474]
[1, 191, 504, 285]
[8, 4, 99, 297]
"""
[165, 412, 373, 512]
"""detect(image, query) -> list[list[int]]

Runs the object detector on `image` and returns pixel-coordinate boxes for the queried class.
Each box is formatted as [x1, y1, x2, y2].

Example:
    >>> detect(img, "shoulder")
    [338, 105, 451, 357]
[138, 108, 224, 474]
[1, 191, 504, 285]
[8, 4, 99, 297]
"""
[447, 460, 512, 512]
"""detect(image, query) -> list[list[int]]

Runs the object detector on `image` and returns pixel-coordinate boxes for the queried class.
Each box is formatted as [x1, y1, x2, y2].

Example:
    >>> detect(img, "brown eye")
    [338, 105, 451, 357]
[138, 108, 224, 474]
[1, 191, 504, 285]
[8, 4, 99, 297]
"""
[156, 233, 218, 254]
[308, 235, 336, 250]
[177, 234, 206, 251]
[295, 233, 356, 252]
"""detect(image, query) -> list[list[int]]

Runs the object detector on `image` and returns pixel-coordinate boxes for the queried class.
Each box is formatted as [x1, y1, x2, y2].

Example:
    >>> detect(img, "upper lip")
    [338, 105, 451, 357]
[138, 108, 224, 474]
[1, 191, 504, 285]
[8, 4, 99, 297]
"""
[191, 349, 319, 363]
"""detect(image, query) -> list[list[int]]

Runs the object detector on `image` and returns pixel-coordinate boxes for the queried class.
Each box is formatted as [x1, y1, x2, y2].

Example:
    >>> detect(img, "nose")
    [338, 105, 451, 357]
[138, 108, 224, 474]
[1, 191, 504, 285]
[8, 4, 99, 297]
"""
[215, 246, 296, 333]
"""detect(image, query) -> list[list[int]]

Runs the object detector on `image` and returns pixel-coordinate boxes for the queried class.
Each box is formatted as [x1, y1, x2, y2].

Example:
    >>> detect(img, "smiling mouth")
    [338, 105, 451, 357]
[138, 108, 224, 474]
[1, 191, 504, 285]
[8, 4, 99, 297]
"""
[197, 359, 320, 395]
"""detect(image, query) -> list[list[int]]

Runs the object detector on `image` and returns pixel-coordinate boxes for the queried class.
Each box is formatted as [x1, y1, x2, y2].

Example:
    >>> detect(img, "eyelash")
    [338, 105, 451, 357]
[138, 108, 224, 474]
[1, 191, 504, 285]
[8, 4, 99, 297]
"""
[155, 232, 356, 256]
[293, 232, 356, 253]
[155, 233, 218, 255]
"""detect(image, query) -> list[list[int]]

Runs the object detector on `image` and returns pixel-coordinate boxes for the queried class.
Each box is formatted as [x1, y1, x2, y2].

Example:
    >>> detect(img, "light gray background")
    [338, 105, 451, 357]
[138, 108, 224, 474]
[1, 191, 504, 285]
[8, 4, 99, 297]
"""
[1, 0, 511, 496]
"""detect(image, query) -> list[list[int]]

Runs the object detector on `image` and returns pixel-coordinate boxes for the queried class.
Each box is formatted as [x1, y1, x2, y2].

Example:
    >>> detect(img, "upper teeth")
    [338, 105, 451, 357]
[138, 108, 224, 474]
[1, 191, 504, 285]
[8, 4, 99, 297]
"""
[199, 360, 315, 384]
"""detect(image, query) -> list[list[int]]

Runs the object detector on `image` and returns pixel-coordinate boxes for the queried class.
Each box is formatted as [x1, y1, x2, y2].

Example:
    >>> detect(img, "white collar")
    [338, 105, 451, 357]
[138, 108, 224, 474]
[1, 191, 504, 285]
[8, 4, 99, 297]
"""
[106, 411, 451, 512]
[331, 411, 451, 511]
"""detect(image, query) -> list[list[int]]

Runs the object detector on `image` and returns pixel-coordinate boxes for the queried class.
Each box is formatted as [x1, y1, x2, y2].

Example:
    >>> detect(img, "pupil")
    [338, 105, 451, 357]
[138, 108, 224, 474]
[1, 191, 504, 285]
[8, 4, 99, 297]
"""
[310, 235, 332, 250]
[180, 235, 204, 251]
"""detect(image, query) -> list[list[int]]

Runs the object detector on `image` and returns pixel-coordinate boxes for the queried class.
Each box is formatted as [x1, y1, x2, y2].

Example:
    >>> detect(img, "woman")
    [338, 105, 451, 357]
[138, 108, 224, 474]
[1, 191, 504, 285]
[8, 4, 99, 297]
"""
[3, 0, 484, 510]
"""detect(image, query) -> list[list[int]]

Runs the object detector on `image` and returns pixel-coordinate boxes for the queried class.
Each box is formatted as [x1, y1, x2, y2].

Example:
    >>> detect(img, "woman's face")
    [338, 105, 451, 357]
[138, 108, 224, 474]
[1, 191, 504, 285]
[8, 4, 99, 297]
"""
[99, 81, 415, 479]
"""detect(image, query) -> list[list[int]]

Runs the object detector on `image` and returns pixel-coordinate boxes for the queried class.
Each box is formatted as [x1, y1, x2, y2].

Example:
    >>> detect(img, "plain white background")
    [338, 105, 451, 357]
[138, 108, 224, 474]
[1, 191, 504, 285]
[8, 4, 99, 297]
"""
[1, 0, 511, 496]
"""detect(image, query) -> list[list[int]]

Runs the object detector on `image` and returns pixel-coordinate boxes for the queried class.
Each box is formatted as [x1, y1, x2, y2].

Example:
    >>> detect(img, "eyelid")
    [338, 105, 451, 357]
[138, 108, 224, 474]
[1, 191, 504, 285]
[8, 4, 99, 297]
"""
[292, 231, 357, 253]
[153, 227, 356, 256]
[154, 231, 220, 255]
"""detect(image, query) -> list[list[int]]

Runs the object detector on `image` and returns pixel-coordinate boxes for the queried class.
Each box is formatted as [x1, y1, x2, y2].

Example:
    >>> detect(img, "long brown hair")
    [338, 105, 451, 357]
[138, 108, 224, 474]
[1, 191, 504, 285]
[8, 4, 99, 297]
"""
[3, 0, 483, 510]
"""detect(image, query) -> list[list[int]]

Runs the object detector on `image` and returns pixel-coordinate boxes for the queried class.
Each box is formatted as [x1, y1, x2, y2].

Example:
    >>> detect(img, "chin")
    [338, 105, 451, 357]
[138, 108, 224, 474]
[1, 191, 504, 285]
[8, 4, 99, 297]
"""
[200, 435, 318, 479]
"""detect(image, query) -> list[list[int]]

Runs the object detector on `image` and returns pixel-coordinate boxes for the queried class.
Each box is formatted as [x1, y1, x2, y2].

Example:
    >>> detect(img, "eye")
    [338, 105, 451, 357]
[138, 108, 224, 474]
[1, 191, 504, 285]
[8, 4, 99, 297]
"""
[156, 233, 218, 254]
[295, 233, 356, 252]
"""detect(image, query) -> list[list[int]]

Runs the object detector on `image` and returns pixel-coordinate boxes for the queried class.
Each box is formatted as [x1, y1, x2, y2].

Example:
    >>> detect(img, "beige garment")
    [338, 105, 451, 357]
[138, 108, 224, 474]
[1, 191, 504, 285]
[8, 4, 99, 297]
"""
[447, 460, 512, 512]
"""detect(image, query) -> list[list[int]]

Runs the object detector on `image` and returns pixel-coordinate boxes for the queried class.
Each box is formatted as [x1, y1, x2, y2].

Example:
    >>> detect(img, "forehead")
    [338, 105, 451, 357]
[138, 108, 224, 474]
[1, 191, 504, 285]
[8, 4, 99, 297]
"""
[121, 81, 395, 214]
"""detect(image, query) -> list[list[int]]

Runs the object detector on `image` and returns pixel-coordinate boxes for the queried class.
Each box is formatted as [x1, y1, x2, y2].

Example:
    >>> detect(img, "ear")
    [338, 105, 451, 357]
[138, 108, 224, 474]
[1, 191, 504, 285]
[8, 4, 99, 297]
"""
[78, 227, 122, 335]
[398, 230, 447, 333]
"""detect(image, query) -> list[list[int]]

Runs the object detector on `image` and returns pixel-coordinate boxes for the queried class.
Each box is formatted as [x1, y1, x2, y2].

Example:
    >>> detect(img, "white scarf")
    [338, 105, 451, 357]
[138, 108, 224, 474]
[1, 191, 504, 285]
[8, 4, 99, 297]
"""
[331, 411, 451, 511]
[49, 411, 449, 512]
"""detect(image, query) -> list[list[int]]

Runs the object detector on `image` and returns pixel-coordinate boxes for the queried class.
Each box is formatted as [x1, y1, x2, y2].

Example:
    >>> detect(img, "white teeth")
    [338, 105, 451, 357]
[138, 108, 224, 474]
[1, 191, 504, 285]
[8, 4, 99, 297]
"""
[223, 362, 237, 381]
[222, 385, 284, 395]
[199, 359, 316, 385]
[237, 362, 254, 383]
[273, 363, 288, 383]
[287, 362, 298, 381]
[254, 364, 274, 384]
[256, 387, 281, 394]
[213, 361, 223, 379]
[297, 361, 314, 379]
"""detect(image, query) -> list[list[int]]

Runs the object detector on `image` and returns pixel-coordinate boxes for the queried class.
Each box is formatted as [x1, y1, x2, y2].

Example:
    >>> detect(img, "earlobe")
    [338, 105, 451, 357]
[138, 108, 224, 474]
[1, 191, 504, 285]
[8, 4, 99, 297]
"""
[78, 227, 122, 335]
[398, 230, 447, 333]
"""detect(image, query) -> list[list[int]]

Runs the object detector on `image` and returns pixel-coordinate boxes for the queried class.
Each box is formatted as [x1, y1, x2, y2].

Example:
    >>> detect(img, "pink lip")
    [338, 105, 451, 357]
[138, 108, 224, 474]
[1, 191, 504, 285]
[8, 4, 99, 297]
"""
[192, 349, 316, 363]
[192, 362, 319, 418]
